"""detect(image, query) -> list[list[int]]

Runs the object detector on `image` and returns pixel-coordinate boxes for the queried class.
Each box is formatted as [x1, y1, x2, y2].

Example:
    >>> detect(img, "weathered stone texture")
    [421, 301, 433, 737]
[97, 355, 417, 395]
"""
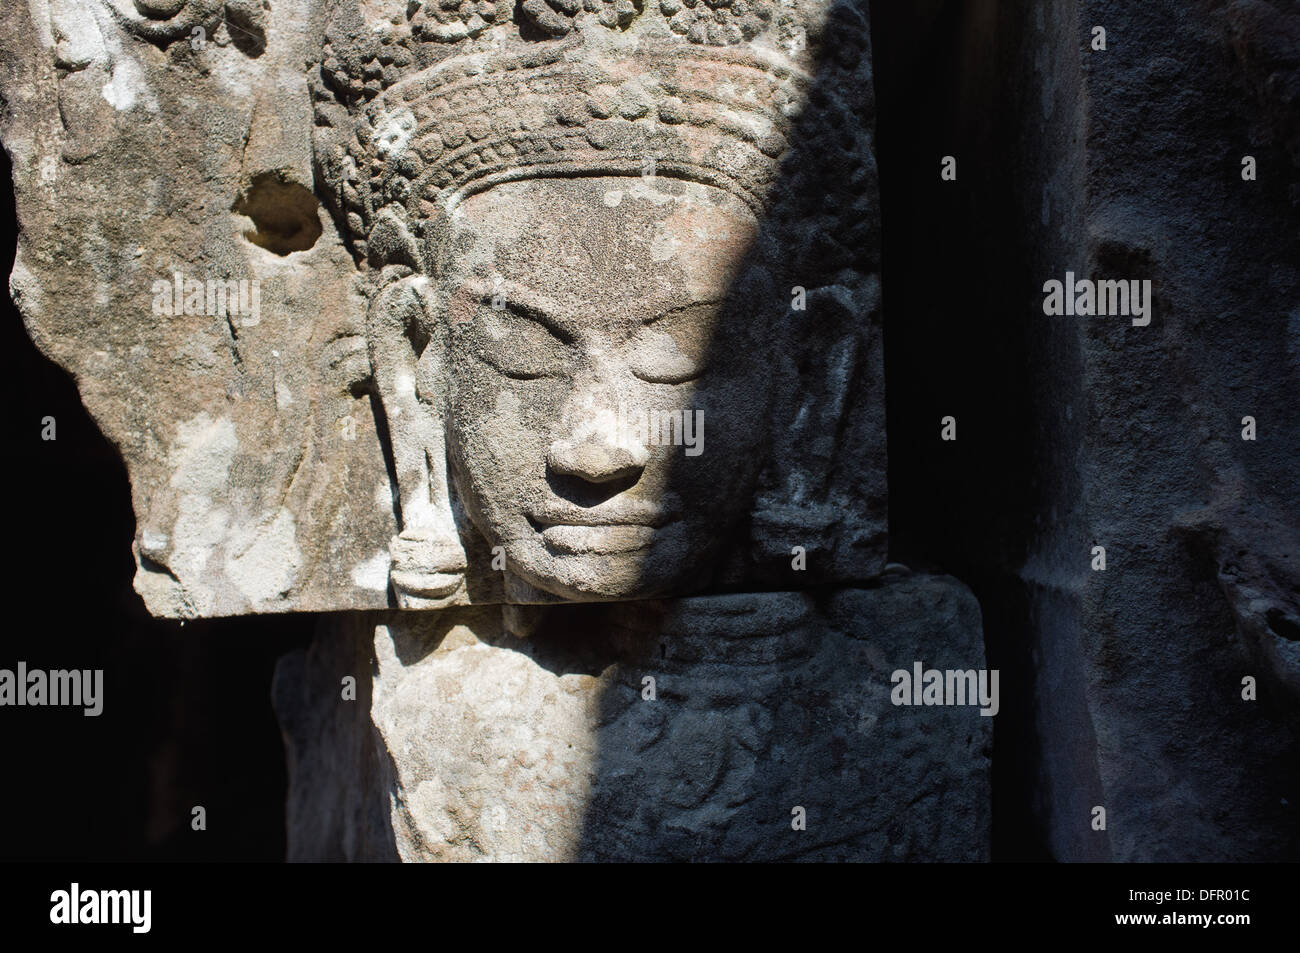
[1, 0, 887, 616]
[275, 572, 991, 861]
[894, 0, 1300, 860]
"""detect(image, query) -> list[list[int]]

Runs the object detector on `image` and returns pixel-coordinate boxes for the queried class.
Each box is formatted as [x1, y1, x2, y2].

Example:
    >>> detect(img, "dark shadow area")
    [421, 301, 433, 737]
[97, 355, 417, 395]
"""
[554, 0, 986, 861]
[272, 612, 399, 862]
[872, 0, 1053, 861]
[0, 146, 312, 861]
[225, 5, 269, 59]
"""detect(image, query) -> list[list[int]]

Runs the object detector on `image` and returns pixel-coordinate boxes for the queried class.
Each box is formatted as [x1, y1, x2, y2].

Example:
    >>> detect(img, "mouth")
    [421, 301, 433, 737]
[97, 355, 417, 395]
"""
[537, 523, 664, 555]
[527, 502, 680, 555]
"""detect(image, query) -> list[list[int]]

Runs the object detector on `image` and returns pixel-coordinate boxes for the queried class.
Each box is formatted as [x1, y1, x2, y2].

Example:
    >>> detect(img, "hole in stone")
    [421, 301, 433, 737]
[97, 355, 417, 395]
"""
[232, 174, 323, 255]
[1266, 607, 1300, 642]
[134, 0, 187, 16]
[224, 4, 268, 58]
[404, 309, 430, 360]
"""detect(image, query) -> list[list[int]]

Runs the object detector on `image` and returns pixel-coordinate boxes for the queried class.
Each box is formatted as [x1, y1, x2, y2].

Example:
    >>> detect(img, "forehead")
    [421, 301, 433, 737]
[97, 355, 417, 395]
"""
[440, 176, 757, 312]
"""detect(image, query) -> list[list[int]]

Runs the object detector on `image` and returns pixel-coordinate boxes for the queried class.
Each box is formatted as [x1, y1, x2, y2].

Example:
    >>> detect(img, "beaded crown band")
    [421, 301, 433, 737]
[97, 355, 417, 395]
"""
[311, 0, 852, 270]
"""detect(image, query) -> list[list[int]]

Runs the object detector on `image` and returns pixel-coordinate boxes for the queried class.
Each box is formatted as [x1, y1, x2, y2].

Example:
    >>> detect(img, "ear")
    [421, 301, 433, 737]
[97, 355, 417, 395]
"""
[367, 273, 438, 531]
[749, 274, 886, 584]
[371, 200, 454, 281]
[366, 273, 467, 607]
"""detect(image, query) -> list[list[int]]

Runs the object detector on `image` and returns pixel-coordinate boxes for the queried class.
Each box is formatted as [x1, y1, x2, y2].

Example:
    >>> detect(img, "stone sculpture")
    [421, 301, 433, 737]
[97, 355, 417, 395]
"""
[2, 0, 990, 860]
[314, 0, 890, 611]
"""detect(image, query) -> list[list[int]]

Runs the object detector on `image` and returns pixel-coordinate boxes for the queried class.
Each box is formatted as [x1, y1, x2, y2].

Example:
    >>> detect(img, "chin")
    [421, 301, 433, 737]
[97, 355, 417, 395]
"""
[510, 550, 656, 601]
[507, 535, 705, 603]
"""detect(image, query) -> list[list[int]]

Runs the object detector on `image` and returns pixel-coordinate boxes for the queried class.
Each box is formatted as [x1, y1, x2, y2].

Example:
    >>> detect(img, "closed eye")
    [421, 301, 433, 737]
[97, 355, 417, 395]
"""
[467, 304, 570, 379]
[627, 302, 717, 384]
[486, 292, 575, 345]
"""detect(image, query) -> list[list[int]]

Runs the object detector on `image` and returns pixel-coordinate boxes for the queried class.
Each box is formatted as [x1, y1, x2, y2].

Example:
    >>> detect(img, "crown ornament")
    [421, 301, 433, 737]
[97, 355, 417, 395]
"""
[311, 0, 872, 272]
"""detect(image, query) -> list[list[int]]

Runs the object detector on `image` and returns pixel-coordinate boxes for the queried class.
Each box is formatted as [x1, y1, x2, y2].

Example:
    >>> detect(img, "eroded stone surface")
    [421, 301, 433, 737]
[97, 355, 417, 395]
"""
[877, 0, 1300, 861]
[1, 0, 394, 617]
[1, 0, 886, 616]
[274, 572, 992, 862]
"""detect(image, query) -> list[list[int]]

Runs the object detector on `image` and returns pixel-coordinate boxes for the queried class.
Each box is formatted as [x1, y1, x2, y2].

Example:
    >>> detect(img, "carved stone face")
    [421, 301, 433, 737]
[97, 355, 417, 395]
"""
[435, 175, 773, 600]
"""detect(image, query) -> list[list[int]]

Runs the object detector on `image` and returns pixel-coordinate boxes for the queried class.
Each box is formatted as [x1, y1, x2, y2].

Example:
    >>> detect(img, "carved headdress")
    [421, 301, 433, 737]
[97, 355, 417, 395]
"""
[312, 0, 875, 277]
[310, 0, 880, 610]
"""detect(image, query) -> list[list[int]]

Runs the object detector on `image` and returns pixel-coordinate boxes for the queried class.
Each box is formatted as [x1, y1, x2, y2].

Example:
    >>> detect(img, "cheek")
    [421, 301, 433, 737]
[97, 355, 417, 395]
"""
[665, 389, 764, 500]
[449, 364, 562, 470]
[693, 375, 765, 444]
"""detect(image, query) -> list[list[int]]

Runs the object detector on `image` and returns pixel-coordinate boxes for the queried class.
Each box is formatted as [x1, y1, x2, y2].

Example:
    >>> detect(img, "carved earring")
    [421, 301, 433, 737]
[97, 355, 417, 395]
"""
[367, 274, 468, 608]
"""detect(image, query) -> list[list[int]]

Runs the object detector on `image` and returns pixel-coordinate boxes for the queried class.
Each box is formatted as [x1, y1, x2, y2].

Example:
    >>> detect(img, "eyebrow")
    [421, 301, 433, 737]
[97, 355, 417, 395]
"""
[644, 299, 724, 326]
[457, 277, 725, 335]
[458, 277, 576, 342]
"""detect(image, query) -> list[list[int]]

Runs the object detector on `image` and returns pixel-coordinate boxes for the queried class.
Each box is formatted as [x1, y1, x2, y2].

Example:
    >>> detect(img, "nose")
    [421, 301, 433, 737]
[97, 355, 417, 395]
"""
[547, 437, 647, 484]
[547, 365, 650, 501]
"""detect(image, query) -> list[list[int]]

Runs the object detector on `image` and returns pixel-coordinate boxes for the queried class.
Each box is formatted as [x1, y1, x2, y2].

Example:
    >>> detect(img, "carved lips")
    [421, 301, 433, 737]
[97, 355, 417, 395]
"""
[529, 499, 680, 555]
